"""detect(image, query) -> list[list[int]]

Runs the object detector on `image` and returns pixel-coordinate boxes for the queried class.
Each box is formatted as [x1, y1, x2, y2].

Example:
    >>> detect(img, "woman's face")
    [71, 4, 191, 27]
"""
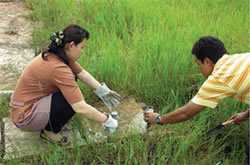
[65, 40, 85, 61]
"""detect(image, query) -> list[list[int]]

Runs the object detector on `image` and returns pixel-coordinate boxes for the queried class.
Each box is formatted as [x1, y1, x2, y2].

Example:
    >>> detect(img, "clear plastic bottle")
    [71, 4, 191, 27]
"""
[144, 106, 154, 113]
[111, 111, 118, 120]
[144, 106, 154, 128]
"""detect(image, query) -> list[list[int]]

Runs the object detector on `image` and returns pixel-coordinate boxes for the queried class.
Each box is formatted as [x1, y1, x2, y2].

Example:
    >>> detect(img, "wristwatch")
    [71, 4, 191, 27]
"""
[155, 115, 162, 125]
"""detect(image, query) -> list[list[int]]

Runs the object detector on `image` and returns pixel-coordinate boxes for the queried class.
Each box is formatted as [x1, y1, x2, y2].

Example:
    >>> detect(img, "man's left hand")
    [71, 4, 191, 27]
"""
[229, 109, 249, 124]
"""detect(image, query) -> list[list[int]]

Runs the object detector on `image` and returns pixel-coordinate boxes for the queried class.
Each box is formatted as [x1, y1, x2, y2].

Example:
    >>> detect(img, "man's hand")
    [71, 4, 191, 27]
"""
[229, 109, 249, 124]
[144, 112, 160, 124]
[94, 83, 121, 110]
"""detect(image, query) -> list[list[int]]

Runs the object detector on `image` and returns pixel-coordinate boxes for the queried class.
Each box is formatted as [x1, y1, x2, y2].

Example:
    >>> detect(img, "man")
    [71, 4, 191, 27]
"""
[144, 36, 249, 125]
[144, 36, 249, 163]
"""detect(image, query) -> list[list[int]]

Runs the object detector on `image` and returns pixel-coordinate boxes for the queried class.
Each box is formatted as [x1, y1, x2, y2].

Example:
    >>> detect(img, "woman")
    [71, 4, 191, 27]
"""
[10, 24, 121, 145]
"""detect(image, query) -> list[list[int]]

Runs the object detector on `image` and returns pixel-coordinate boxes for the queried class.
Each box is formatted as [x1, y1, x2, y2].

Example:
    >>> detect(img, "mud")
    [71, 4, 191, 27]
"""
[0, 1, 34, 90]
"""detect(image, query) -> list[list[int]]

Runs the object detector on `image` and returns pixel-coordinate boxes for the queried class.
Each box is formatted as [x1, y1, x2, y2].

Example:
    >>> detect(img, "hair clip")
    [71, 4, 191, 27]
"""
[58, 31, 64, 39]
[50, 31, 64, 46]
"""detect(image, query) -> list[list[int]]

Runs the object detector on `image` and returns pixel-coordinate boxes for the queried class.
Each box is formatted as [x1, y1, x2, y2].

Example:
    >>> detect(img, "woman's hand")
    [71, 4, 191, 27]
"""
[229, 109, 249, 124]
[103, 114, 118, 131]
[94, 83, 121, 110]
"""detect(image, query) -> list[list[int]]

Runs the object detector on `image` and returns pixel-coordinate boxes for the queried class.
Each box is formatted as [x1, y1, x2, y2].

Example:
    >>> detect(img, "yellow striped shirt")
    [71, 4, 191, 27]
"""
[192, 53, 250, 108]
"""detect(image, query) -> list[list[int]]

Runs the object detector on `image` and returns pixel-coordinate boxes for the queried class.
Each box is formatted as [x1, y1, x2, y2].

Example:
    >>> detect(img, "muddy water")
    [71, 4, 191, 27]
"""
[0, 1, 34, 90]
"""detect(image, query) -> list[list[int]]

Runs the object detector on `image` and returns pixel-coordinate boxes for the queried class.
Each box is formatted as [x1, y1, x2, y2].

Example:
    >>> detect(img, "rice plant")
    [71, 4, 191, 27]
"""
[4, 0, 249, 164]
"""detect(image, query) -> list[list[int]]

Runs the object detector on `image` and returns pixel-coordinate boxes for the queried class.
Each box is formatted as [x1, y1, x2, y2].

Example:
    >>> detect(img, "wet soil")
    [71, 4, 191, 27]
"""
[0, 1, 34, 90]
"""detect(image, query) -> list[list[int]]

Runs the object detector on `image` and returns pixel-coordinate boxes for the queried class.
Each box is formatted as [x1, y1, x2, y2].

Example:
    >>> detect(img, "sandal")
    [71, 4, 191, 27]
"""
[40, 130, 69, 146]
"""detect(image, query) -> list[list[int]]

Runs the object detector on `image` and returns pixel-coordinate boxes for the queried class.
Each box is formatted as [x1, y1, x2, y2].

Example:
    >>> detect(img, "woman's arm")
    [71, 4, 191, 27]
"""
[77, 69, 101, 90]
[68, 61, 101, 89]
[77, 69, 121, 110]
[71, 100, 107, 123]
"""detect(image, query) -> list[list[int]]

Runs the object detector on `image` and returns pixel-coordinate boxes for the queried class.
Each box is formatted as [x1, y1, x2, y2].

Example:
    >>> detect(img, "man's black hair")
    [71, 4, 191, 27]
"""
[192, 36, 228, 63]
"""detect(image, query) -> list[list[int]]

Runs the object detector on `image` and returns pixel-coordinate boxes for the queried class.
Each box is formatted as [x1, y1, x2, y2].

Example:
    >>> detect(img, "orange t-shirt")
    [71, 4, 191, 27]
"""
[10, 53, 84, 123]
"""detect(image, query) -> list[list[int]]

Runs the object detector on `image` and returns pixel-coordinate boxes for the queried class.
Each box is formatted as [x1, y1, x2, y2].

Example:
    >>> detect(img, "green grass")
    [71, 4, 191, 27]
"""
[3, 0, 249, 164]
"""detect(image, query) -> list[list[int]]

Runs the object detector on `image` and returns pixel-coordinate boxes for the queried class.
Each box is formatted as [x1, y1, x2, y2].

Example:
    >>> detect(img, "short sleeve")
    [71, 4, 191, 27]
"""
[69, 61, 83, 75]
[52, 66, 84, 104]
[191, 76, 236, 109]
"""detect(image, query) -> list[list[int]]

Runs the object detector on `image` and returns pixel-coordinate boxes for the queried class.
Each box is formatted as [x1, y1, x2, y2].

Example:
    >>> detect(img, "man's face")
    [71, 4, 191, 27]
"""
[195, 57, 214, 78]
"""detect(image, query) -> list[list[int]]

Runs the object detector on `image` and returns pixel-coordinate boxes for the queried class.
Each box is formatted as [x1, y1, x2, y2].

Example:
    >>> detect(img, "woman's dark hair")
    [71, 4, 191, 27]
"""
[191, 36, 228, 63]
[42, 24, 90, 65]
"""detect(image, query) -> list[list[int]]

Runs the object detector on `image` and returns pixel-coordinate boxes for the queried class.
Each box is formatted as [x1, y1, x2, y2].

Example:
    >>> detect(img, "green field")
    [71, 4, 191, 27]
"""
[3, 0, 249, 164]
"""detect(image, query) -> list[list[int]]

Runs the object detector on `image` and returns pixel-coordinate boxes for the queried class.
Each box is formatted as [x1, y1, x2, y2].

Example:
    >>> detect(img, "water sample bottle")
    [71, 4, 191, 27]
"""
[144, 106, 154, 113]
[111, 111, 119, 120]
[144, 106, 154, 128]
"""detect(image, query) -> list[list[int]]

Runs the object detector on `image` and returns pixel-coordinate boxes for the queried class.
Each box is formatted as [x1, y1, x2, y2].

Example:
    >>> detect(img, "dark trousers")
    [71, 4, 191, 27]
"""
[44, 91, 75, 133]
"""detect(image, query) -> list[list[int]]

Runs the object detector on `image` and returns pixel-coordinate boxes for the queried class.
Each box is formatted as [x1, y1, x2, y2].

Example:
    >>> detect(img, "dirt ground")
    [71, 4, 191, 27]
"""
[0, 0, 34, 90]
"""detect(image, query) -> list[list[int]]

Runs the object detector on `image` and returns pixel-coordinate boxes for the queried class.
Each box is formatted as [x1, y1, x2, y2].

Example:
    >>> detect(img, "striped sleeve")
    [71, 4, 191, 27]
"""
[213, 53, 250, 104]
[191, 76, 236, 108]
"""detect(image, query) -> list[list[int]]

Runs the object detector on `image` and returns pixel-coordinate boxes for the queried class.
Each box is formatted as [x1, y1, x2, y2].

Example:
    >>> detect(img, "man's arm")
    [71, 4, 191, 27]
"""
[160, 101, 204, 124]
[144, 101, 204, 124]
[228, 109, 250, 124]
